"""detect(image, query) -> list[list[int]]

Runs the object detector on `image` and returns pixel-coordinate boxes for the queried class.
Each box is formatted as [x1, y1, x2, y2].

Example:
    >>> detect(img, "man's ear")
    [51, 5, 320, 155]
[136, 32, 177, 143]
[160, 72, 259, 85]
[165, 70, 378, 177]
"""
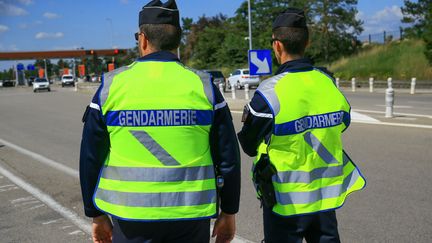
[140, 34, 148, 51]
[276, 41, 284, 56]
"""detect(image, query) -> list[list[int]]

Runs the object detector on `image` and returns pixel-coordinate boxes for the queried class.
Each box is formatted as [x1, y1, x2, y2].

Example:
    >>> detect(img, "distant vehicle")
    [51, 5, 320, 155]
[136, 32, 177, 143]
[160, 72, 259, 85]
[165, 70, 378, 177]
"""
[227, 69, 260, 90]
[28, 76, 36, 86]
[204, 70, 226, 92]
[61, 75, 75, 87]
[2, 79, 16, 87]
[33, 78, 51, 92]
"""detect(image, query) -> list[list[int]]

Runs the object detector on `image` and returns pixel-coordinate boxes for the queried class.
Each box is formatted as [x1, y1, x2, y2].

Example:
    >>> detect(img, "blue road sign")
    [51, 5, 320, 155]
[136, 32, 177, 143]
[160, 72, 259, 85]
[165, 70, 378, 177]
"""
[17, 63, 25, 71]
[249, 49, 272, 76]
[27, 64, 35, 71]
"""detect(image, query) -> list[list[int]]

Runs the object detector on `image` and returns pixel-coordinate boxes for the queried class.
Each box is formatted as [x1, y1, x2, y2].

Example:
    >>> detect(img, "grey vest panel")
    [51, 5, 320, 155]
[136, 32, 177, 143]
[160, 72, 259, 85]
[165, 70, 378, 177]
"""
[99, 65, 131, 108]
[183, 67, 214, 106]
[256, 72, 289, 117]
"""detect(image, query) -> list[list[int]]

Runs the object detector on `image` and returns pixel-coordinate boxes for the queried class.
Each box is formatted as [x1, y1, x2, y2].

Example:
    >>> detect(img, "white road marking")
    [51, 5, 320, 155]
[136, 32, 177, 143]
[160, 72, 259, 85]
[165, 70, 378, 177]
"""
[353, 120, 432, 129]
[61, 225, 74, 229]
[353, 109, 432, 119]
[14, 200, 40, 207]
[395, 117, 417, 121]
[375, 105, 413, 109]
[68, 230, 84, 235]
[25, 204, 46, 211]
[0, 184, 15, 188]
[0, 138, 79, 179]
[351, 111, 380, 122]
[11, 196, 35, 204]
[0, 164, 91, 235]
[0, 185, 18, 192]
[42, 219, 63, 225]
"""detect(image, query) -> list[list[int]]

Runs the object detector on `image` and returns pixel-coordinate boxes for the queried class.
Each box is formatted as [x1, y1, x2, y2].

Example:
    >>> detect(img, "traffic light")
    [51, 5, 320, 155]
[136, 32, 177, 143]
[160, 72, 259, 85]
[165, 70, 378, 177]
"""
[114, 49, 119, 54]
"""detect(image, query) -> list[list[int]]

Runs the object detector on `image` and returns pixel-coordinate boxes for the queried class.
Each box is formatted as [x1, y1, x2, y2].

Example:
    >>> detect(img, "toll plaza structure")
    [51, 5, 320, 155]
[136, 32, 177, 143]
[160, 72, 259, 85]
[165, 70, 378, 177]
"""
[0, 49, 128, 84]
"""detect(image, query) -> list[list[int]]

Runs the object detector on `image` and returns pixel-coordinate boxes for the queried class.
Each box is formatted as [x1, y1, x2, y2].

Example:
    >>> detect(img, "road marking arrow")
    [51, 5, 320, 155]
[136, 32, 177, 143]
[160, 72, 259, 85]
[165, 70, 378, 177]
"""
[250, 51, 270, 74]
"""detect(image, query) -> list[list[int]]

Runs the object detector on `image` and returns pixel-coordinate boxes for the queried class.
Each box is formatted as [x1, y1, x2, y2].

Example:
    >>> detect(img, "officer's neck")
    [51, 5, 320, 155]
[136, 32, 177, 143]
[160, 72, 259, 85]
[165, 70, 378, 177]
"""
[279, 52, 303, 65]
[140, 48, 176, 58]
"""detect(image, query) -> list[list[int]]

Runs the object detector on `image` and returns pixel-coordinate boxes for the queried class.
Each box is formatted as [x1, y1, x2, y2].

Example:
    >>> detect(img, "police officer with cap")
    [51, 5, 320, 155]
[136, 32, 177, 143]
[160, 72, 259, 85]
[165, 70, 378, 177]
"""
[238, 8, 365, 243]
[80, 1, 241, 242]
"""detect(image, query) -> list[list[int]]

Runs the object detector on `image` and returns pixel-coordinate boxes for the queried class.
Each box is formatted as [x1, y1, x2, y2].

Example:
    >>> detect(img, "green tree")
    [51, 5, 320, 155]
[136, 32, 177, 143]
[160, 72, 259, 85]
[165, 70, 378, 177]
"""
[402, 0, 432, 64]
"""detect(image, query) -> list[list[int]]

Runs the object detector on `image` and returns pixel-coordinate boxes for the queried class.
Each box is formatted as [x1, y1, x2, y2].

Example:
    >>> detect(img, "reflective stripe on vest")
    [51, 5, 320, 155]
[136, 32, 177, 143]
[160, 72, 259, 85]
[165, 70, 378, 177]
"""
[93, 61, 217, 220]
[255, 69, 366, 216]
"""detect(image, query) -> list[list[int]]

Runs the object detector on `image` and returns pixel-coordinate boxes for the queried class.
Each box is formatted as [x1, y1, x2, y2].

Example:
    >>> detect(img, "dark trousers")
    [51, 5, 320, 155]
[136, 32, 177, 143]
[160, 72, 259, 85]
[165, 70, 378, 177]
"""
[263, 207, 341, 243]
[112, 218, 210, 243]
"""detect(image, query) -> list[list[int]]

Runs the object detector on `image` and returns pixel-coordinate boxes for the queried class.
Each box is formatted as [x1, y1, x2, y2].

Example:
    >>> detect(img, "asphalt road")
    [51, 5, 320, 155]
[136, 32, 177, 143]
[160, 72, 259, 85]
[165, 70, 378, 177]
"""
[0, 85, 431, 242]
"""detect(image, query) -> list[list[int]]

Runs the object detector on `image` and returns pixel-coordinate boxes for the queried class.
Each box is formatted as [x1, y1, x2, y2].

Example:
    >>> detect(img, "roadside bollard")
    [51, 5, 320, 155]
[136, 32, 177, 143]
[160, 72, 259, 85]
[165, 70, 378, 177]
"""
[231, 84, 236, 100]
[219, 83, 224, 98]
[385, 87, 394, 118]
[369, 77, 374, 93]
[245, 84, 250, 100]
[336, 78, 340, 89]
[410, 77, 416, 95]
[351, 78, 356, 92]
[387, 77, 393, 89]
[74, 81, 78, 92]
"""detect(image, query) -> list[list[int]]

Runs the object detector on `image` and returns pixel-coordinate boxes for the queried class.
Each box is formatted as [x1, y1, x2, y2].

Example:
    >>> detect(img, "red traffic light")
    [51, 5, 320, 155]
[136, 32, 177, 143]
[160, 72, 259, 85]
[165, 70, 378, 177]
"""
[114, 49, 119, 54]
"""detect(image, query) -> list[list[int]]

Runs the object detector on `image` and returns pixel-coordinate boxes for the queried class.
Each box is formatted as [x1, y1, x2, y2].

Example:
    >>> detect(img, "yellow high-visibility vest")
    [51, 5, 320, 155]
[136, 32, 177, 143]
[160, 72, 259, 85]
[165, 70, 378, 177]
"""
[254, 69, 366, 216]
[93, 60, 217, 220]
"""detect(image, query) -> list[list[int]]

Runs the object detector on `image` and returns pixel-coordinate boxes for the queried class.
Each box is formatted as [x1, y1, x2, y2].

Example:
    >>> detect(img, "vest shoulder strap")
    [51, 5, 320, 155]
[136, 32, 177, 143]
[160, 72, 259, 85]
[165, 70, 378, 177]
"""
[100, 65, 132, 108]
[256, 72, 289, 116]
[182, 66, 215, 107]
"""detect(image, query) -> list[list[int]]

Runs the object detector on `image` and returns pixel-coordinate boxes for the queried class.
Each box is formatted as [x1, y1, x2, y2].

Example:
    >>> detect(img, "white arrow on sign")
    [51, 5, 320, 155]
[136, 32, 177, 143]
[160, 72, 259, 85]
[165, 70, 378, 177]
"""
[250, 51, 270, 74]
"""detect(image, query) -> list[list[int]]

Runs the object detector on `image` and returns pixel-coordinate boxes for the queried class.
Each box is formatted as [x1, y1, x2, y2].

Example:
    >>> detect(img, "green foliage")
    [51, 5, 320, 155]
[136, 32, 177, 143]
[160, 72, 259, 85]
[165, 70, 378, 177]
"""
[181, 0, 362, 72]
[0, 68, 14, 80]
[402, 0, 432, 64]
[330, 39, 432, 80]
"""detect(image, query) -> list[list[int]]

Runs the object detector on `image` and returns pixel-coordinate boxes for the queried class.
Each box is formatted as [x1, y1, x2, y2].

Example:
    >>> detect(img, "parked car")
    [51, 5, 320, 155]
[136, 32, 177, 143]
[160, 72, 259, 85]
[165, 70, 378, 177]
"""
[61, 75, 75, 87]
[204, 70, 226, 92]
[33, 78, 51, 92]
[28, 76, 36, 86]
[227, 69, 260, 89]
[1, 79, 16, 87]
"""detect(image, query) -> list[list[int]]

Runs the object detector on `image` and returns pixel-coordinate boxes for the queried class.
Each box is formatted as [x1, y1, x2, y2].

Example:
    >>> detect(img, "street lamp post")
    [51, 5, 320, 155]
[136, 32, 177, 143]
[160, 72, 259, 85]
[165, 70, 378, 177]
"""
[106, 18, 114, 49]
[106, 18, 115, 63]
[44, 59, 48, 80]
[247, 0, 253, 51]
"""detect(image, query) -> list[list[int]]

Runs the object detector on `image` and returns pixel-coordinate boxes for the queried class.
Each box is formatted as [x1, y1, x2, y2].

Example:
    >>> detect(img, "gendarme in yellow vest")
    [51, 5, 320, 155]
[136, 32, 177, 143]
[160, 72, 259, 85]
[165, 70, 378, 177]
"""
[255, 69, 366, 216]
[93, 60, 217, 221]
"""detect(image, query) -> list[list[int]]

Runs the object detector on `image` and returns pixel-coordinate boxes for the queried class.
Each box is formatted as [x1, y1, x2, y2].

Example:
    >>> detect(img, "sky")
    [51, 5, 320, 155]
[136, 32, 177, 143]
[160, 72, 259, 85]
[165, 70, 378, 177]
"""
[0, 0, 409, 70]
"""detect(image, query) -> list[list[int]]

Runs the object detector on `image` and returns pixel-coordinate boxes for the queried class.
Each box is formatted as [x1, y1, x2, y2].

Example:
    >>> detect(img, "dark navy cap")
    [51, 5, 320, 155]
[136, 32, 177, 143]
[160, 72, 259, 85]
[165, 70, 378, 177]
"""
[272, 8, 307, 30]
[139, 0, 180, 28]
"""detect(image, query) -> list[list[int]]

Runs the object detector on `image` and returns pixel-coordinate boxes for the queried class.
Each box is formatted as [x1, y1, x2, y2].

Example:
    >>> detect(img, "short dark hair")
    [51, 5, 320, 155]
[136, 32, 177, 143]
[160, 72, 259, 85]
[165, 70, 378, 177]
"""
[139, 24, 182, 51]
[273, 27, 309, 55]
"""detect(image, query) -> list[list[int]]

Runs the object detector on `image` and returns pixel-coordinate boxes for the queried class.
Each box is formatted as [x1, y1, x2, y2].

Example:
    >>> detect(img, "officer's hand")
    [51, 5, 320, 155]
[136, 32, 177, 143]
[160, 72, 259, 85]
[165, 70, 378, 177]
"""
[92, 215, 113, 243]
[212, 212, 236, 243]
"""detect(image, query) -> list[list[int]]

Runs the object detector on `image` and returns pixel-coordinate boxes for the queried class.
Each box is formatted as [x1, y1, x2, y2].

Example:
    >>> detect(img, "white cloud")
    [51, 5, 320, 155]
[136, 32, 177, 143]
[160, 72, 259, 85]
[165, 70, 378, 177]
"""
[0, 1, 28, 16]
[359, 5, 404, 34]
[0, 24, 9, 33]
[35, 32, 64, 39]
[19, 23, 28, 29]
[43, 12, 60, 19]
[9, 44, 19, 51]
[0, 43, 19, 51]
